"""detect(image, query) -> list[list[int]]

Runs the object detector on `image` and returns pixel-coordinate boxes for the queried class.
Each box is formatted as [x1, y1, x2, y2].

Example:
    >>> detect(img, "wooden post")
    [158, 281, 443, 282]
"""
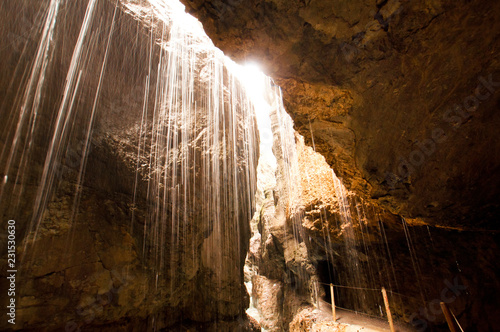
[330, 283, 336, 321]
[440, 302, 457, 332]
[381, 287, 395, 332]
[316, 280, 320, 309]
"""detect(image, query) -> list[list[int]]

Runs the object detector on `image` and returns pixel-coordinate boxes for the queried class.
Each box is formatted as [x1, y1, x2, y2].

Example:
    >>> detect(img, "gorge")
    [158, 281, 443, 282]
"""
[0, 0, 499, 331]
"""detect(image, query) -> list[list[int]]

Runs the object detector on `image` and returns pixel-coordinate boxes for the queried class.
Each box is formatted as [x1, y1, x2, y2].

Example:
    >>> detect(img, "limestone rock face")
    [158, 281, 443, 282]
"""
[0, 0, 258, 330]
[248, 187, 320, 331]
[247, 129, 499, 331]
[179, 0, 500, 230]
[295, 135, 499, 330]
[245, 105, 324, 330]
[251, 275, 284, 331]
[179, 2, 500, 328]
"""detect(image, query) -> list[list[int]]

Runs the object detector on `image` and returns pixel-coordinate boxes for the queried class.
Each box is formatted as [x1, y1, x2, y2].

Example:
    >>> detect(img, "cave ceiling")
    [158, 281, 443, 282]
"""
[180, 0, 500, 230]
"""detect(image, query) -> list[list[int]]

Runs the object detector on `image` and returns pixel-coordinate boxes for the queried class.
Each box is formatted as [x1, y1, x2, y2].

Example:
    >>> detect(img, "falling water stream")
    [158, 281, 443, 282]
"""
[0, 0, 427, 329]
[1, 0, 263, 325]
[0, 0, 295, 327]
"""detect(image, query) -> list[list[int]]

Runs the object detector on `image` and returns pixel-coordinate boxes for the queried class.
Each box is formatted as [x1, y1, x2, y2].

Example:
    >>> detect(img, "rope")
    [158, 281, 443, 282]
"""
[334, 305, 385, 320]
[315, 282, 418, 322]
[386, 290, 415, 299]
[317, 281, 418, 300]
[318, 282, 379, 291]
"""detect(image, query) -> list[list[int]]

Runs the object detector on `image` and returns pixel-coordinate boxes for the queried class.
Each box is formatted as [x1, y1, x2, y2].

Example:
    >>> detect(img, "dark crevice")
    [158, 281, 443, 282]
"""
[376, 0, 389, 9]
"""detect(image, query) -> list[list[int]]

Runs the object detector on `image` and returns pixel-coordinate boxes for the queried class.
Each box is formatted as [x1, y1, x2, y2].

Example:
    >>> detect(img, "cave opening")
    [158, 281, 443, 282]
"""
[316, 259, 338, 305]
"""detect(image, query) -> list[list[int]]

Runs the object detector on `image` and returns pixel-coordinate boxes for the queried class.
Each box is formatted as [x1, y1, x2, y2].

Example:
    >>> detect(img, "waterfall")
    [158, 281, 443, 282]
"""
[0, 1, 473, 330]
[0, 0, 401, 328]
[121, 0, 262, 298]
[0, 0, 269, 327]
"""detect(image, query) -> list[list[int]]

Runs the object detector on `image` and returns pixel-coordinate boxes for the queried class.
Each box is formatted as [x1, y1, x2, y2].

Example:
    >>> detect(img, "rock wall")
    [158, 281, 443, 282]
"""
[180, 0, 500, 230]
[179, 1, 500, 329]
[0, 0, 259, 330]
[245, 100, 321, 330]
[249, 129, 499, 330]
[1, 0, 499, 330]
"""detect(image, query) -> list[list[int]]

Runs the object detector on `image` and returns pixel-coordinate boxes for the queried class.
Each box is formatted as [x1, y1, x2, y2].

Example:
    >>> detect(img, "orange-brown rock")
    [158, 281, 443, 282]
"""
[180, 0, 500, 230]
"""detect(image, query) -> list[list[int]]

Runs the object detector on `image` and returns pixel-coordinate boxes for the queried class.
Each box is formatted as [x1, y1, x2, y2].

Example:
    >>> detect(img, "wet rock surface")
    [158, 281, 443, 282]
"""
[298, 136, 499, 330]
[180, 0, 500, 230]
[1, 1, 499, 331]
[246, 131, 499, 331]
[180, 1, 500, 329]
[0, 0, 258, 330]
